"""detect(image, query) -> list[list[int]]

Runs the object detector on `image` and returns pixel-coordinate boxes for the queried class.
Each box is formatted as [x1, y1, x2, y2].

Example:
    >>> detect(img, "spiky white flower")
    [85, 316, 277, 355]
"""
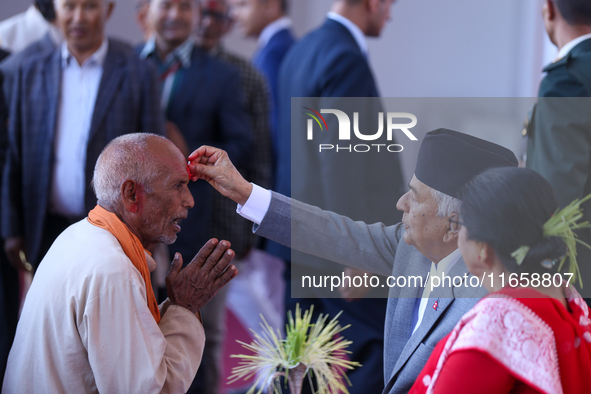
[228, 305, 361, 394]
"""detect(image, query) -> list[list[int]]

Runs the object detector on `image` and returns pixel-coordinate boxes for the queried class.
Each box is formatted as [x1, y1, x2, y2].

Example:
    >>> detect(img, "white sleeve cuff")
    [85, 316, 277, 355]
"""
[236, 183, 271, 225]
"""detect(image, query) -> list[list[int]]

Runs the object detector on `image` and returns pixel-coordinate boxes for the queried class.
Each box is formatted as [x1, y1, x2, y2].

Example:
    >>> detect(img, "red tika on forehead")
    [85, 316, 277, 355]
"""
[187, 164, 192, 178]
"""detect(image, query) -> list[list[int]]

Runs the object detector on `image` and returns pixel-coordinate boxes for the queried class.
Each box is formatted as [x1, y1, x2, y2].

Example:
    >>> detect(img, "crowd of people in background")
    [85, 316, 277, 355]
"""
[0, 0, 590, 393]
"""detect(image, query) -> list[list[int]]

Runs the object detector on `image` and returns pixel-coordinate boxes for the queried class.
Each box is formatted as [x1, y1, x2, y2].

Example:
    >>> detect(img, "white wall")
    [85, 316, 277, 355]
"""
[226, 0, 550, 97]
[0, 1, 28, 22]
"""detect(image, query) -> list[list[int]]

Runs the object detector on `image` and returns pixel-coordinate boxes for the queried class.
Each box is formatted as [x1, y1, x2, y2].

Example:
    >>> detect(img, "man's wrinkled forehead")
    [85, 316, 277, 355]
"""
[143, 138, 185, 180]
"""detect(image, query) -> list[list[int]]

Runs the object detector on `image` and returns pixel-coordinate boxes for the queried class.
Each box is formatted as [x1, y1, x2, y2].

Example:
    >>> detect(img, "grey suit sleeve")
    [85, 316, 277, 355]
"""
[255, 192, 402, 276]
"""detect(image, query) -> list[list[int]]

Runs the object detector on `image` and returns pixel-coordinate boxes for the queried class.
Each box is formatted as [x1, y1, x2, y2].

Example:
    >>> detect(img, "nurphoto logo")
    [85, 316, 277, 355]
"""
[303, 107, 418, 153]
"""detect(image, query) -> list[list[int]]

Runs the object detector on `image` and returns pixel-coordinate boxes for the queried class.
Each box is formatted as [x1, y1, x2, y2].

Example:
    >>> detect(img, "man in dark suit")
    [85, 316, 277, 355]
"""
[525, 0, 591, 296]
[140, 0, 252, 392]
[231, 0, 295, 167]
[2, 0, 163, 274]
[273, 0, 402, 392]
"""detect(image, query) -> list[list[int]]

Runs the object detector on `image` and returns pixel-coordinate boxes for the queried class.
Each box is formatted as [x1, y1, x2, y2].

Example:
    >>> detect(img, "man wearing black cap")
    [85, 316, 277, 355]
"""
[187, 128, 519, 394]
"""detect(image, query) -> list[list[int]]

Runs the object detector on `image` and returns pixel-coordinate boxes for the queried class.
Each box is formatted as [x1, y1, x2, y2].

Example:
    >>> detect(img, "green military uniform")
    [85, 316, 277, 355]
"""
[526, 38, 591, 296]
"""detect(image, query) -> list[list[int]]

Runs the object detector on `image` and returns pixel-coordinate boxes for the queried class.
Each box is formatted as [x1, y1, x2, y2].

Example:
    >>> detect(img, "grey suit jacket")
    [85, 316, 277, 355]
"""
[254, 192, 487, 394]
[1, 38, 164, 265]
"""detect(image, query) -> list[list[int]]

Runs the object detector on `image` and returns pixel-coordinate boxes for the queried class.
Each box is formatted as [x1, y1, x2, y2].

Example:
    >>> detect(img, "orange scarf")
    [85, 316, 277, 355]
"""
[87, 205, 161, 324]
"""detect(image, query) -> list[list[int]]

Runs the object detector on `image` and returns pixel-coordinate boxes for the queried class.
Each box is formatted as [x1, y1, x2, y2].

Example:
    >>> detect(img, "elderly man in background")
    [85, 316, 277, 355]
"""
[3, 134, 238, 393]
[188, 128, 518, 394]
[2, 0, 163, 275]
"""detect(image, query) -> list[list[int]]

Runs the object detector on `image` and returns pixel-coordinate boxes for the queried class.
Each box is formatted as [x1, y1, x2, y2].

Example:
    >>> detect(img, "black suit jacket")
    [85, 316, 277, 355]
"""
[1, 38, 164, 265]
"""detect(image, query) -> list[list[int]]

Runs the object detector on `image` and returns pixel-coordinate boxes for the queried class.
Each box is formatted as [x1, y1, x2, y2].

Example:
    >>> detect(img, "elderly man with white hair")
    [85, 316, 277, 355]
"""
[2, 134, 238, 393]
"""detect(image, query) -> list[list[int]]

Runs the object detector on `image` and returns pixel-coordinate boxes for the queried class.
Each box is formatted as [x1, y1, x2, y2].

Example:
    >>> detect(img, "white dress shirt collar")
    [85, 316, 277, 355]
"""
[61, 38, 109, 67]
[432, 248, 462, 275]
[257, 16, 292, 49]
[412, 248, 462, 335]
[327, 12, 368, 57]
[557, 33, 591, 60]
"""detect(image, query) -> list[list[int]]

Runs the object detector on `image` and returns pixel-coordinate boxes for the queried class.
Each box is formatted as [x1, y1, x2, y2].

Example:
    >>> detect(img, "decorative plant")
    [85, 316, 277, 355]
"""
[228, 304, 361, 394]
[512, 193, 591, 287]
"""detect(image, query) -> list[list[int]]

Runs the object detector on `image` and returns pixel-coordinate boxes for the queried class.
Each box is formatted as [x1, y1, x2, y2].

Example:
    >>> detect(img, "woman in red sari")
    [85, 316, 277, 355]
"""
[410, 167, 591, 394]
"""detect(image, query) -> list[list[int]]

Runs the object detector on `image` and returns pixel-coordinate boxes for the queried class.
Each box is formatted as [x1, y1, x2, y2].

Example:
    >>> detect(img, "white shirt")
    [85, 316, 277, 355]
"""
[237, 183, 272, 224]
[50, 39, 108, 218]
[257, 16, 293, 49]
[412, 248, 462, 335]
[327, 12, 368, 57]
[557, 33, 591, 60]
[0, 5, 61, 52]
[3, 220, 205, 393]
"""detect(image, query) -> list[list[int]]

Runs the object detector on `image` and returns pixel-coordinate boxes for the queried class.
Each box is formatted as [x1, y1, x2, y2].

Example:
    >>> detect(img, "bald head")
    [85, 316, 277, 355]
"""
[93, 133, 193, 248]
[92, 133, 175, 208]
